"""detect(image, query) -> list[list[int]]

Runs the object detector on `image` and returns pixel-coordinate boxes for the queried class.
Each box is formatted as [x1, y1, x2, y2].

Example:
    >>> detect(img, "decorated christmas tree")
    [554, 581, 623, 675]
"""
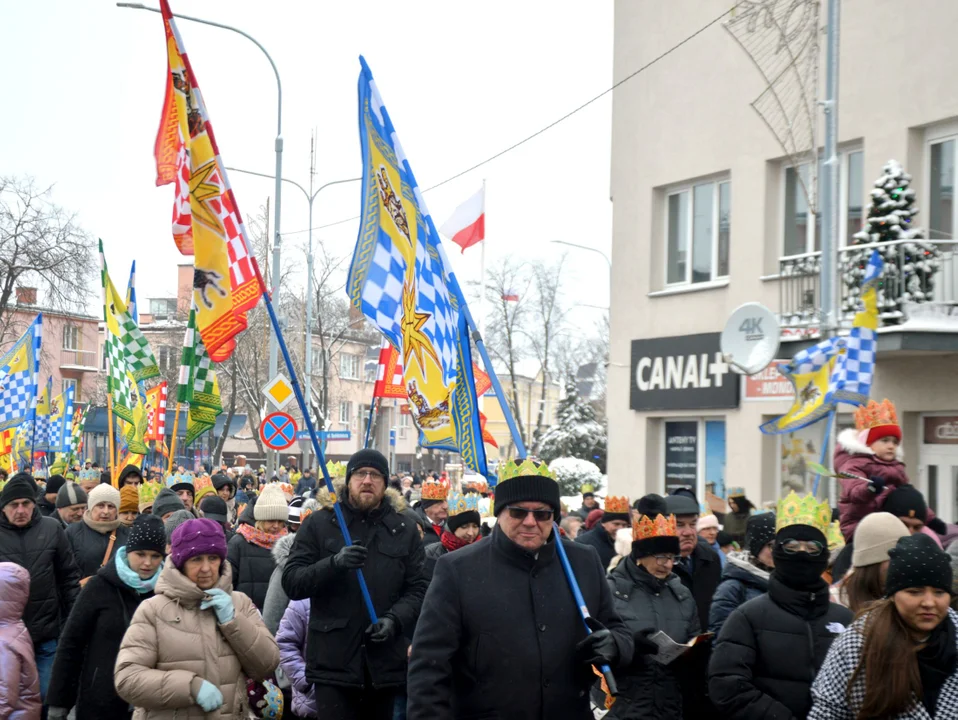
[841, 160, 941, 323]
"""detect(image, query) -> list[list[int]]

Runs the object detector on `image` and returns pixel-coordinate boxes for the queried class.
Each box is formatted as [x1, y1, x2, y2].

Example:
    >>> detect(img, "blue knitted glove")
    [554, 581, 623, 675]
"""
[194, 680, 224, 711]
[200, 588, 235, 624]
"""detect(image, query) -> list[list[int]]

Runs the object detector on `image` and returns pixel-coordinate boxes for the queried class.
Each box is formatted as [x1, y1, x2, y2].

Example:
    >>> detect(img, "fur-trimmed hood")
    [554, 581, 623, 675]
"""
[836, 427, 904, 461]
[314, 479, 407, 513]
[270, 531, 297, 570]
[724, 550, 771, 583]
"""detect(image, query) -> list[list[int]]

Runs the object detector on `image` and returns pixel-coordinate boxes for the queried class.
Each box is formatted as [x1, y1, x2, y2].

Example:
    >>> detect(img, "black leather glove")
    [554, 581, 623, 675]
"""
[868, 476, 886, 494]
[331, 544, 368, 570]
[633, 628, 660, 656]
[575, 616, 618, 667]
[365, 616, 397, 643]
[928, 517, 947, 535]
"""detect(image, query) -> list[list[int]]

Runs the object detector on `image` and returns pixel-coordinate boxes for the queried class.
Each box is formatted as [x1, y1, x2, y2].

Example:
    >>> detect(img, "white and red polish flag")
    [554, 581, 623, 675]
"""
[439, 186, 485, 253]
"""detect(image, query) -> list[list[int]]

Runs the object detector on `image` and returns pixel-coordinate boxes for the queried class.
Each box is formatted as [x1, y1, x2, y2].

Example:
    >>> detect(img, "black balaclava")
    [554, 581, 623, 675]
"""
[772, 524, 829, 590]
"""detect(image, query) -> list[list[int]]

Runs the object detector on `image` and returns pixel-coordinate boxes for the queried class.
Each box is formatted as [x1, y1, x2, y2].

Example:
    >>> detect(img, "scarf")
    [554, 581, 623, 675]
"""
[441, 530, 476, 553]
[918, 614, 957, 715]
[83, 511, 121, 535]
[237, 521, 287, 550]
[115, 546, 162, 594]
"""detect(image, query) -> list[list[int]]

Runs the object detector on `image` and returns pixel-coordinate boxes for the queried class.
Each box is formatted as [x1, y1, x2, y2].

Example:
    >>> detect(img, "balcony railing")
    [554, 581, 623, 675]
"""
[779, 239, 958, 328]
[60, 348, 99, 372]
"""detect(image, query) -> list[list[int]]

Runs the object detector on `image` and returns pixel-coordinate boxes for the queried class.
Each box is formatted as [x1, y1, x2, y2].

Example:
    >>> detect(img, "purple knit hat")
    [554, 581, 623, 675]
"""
[169, 518, 227, 569]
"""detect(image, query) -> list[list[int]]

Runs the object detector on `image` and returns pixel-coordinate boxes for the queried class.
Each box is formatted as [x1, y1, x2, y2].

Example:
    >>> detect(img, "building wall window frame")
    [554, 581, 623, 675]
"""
[340, 353, 360, 381]
[659, 417, 726, 501]
[339, 400, 352, 424]
[925, 121, 958, 241]
[780, 147, 864, 258]
[664, 177, 731, 287]
[63, 325, 80, 351]
[62, 377, 78, 401]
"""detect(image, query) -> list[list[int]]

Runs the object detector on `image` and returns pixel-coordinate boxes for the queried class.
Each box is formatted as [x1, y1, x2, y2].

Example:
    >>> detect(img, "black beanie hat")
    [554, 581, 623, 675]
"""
[447, 509, 481, 534]
[199, 495, 229, 524]
[632, 494, 680, 558]
[881, 484, 928, 523]
[212, 473, 235, 495]
[0, 473, 38, 509]
[745, 512, 777, 557]
[885, 532, 952, 597]
[345, 449, 389, 486]
[100, 470, 113, 485]
[126, 513, 167, 555]
[45, 474, 66, 497]
[493, 459, 560, 519]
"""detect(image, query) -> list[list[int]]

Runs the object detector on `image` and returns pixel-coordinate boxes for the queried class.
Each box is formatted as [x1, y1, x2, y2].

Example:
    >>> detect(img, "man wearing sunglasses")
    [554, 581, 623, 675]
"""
[709, 492, 852, 720]
[407, 458, 633, 720]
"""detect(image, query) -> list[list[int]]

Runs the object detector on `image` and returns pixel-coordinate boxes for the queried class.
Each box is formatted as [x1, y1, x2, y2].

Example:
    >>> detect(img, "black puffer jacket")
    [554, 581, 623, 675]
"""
[423, 539, 447, 579]
[0, 508, 81, 644]
[46, 553, 154, 720]
[606, 559, 701, 719]
[708, 552, 770, 635]
[575, 523, 617, 569]
[414, 504, 442, 546]
[227, 501, 280, 612]
[282, 483, 428, 689]
[66, 514, 129, 579]
[708, 575, 853, 720]
[36, 494, 57, 518]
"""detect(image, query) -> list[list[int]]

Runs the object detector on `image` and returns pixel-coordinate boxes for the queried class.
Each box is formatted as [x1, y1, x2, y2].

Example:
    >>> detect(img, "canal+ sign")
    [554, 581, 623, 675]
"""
[630, 333, 740, 411]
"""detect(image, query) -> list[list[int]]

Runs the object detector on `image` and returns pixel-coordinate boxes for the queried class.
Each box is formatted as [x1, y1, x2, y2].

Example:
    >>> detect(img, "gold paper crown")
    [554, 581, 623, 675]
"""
[604, 495, 631, 514]
[581, 483, 595, 494]
[775, 491, 831, 536]
[138, 480, 162, 506]
[632, 513, 677, 542]
[497, 458, 555, 484]
[421, 478, 450, 501]
[193, 475, 214, 499]
[727, 486, 746, 499]
[326, 461, 347, 479]
[279, 482, 295, 499]
[463, 479, 489, 495]
[826, 520, 845, 552]
[447, 491, 481, 517]
[854, 398, 898, 432]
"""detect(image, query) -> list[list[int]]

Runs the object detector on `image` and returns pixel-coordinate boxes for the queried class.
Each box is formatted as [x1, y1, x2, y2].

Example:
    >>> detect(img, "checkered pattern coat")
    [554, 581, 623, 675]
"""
[809, 609, 958, 719]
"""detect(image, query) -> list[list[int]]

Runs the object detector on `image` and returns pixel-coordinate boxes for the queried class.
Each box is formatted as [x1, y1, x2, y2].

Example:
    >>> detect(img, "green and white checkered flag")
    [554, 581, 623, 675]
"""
[178, 304, 222, 445]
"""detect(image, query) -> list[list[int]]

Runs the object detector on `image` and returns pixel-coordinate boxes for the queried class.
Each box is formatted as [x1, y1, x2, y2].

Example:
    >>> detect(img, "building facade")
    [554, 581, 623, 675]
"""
[609, 0, 958, 516]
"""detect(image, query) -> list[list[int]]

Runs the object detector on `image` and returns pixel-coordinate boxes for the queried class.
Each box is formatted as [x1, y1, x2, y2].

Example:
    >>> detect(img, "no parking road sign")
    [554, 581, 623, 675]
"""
[260, 412, 298, 451]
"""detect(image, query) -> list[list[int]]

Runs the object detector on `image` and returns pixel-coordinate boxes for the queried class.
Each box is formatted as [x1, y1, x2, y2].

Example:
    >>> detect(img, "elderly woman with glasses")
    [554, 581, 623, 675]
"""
[603, 494, 701, 719]
[709, 492, 853, 720]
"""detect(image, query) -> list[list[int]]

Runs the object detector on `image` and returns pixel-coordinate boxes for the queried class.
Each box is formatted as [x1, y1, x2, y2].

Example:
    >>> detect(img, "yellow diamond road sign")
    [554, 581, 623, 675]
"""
[263, 374, 294, 411]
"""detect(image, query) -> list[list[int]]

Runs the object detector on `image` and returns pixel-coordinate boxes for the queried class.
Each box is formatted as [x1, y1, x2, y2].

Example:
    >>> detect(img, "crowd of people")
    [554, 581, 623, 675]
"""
[0, 397, 957, 719]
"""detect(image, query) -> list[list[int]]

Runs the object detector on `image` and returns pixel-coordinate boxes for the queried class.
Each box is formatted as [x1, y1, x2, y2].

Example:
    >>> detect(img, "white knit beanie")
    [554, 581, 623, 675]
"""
[614, 527, 633, 558]
[87, 483, 121, 511]
[697, 514, 720, 532]
[254, 484, 289, 522]
[853, 511, 910, 568]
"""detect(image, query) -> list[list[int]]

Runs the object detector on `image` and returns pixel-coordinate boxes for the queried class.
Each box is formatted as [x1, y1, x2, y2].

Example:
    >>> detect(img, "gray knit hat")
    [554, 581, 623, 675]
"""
[152, 488, 186, 520]
[164, 509, 195, 543]
[56, 482, 88, 509]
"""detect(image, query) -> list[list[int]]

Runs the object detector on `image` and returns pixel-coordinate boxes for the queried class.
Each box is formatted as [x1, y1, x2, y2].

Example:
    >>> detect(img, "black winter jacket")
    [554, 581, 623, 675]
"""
[0, 508, 81, 644]
[407, 525, 635, 720]
[708, 552, 770, 635]
[282, 485, 427, 690]
[423, 539, 447, 579]
[227, 528, 277, 612]
[606, 559, 701, 720]
[575, 523, 616, 569]
[414, 504, 443, 546]
[66, 514, 128, 579]
[708, 575, 853, 720]
[672, 537, 722, 630]
[46, 556, 153, 720]
[37, 495, 57, 518]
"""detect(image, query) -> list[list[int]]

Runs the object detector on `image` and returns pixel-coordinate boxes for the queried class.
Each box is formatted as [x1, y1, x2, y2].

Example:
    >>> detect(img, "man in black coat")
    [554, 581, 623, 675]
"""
[282, 448, 428, 720]
[66, 483, 129, 579]
[413, 478, 449, 546]
[574, 496, 630, 569]
[407, 459, 633, 720]
[708, 493, 853, 720]
[36, 474, 66, 517]
[0, 473, 81, 700]
[666, 493, 722, 629]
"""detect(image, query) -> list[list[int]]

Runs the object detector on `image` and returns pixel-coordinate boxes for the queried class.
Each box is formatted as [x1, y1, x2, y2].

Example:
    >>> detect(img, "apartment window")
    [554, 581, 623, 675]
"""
[783, 150, 863, 256]
[100, 343, 107, 371]
[929, 137, 956, 240]
[311, 348, 325, 374]
[340, 353, 360, 380]
[62, 378, 78, 400]
[149, 298, 178, 319]
[63, 325, 80, 351]
[399, 410, 410, 428]
[666, 179, 730, 285]
[157, 345, 173, 372]
[339, 400, 352, 424]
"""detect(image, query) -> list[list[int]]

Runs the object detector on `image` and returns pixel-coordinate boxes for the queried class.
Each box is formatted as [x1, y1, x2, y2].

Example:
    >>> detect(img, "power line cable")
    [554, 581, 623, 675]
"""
[282, 4, 736, 237]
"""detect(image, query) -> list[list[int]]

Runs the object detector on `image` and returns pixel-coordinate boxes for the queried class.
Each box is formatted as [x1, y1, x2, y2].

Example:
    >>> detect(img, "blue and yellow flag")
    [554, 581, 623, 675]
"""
[346, 57, 487, 477]
[33, 378, 52, 452]
[49, 384, 75, 454]
[0, 314, 42, 432]
[760, 337, 842, 434]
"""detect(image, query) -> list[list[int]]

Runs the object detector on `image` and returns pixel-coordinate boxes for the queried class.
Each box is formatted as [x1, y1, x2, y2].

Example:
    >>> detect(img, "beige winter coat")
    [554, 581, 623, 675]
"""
[114, 559, 279, 719]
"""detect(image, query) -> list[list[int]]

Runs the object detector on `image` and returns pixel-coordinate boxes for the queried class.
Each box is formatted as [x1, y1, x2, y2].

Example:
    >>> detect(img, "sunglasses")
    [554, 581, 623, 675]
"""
[781, 539, 825, 556]
[505, 506, 554, 522]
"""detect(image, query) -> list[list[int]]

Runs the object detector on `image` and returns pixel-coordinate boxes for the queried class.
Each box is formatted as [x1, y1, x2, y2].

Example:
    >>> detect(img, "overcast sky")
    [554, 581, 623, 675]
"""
[2, 0, 615, 334]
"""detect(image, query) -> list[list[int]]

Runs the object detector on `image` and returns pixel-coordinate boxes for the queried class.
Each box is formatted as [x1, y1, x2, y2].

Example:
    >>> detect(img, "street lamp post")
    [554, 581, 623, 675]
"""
[549, 240, 612, 269]
[117, 1, 285, 476]
[228, 166, 362, 467]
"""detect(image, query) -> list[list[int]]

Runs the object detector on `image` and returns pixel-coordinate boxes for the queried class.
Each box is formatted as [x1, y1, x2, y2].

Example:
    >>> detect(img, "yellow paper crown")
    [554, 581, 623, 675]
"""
[447, 491, 481, 517]
[421, 478, 450, 501]
[497, 458, 555, 484]
[138, 480, 162, 506]
[854, 398, 898, 432]
[326, 461, 347, 479]
[632, 513, 677, 542]
[826, 520, 845, 552]
[775, 491, 831, 536]
[581, 483, 595, 494]
[604, 495, 631, 514]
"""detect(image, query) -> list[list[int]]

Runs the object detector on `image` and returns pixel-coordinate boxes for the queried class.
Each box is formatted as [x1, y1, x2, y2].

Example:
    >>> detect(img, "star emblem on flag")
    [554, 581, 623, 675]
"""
[189, 159, 225, 234]
[400, 282, 441, 373]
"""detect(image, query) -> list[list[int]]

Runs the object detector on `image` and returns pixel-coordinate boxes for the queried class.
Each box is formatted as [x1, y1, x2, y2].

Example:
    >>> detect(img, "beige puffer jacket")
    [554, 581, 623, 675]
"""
[114, 559, 279, 719]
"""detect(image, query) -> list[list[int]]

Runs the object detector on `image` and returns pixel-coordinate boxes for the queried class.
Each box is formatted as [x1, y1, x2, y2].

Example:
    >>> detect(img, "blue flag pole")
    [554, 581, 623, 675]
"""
[812, 410, 836, 497]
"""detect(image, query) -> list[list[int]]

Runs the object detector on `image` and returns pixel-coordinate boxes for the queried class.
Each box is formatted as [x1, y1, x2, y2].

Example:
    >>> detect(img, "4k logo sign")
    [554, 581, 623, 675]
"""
[739, 317, 764, 342]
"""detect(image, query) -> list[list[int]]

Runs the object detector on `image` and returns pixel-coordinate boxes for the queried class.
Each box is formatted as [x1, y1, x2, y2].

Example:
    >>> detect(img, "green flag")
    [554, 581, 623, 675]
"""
[178, 304, 222, 445]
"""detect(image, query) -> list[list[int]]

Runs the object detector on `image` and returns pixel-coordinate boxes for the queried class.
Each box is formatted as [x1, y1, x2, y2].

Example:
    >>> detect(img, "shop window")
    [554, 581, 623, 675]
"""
[665, 179, 730, 286]
[663, 419, 726, 499]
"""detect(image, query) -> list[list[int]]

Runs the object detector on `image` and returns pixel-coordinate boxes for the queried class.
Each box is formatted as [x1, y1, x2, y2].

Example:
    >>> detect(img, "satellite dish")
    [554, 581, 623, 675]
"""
[720, 302, 781, 375]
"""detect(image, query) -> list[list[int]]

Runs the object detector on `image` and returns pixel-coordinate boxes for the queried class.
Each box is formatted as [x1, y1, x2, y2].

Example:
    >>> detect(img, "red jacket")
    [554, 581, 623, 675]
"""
[0, 562, 41, 719]
[834, 428, 911, 541]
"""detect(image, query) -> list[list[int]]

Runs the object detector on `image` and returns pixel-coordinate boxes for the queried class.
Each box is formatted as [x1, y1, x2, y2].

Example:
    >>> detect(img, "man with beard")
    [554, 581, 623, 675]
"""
[282, 449, 427, 719]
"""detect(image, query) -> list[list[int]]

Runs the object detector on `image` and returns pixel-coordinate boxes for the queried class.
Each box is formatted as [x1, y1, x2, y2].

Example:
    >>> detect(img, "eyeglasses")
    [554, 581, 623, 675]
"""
[353, 470, 385, 481]
[505, 506, 554, 522]
[781, 539, 824, 556]
[652, 554, 681, 566]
